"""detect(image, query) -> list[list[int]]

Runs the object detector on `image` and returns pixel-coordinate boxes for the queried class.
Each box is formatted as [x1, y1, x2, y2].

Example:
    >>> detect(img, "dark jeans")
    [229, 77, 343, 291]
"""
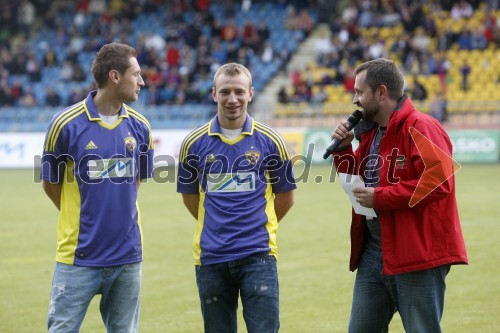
[195, 253, 279, 333]
[348, 244, 450, 333]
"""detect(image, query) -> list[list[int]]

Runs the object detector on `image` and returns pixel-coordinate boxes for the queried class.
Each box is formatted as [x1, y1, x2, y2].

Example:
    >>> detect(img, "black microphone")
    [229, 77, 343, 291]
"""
[322, 110, 363, 159]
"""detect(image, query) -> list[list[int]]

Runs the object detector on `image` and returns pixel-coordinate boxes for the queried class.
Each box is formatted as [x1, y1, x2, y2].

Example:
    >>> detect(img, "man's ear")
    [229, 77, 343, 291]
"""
[109, 70, 120, 84]
[378, 84, 388, 101]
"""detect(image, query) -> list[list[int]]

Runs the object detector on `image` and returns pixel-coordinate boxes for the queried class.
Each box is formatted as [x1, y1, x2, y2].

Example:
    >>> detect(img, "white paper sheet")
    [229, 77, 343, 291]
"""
[338, 173, 378, 218]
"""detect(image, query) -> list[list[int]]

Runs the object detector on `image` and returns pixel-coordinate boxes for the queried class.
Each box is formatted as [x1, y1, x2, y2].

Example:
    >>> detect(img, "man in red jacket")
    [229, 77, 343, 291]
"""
[329, 58, 468, 333]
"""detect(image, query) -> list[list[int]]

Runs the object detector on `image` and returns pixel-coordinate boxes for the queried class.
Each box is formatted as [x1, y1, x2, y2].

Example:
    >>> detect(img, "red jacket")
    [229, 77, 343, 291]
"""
[333, 97, 468, 275]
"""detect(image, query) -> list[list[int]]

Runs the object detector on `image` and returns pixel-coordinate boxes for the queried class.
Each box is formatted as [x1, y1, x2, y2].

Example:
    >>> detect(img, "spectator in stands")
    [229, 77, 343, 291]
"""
[175, 82, 187, 105]
[45, 87, 62, 107]
[381, 4, 401, 27]
[210, 39, 228, 64]
[10, 81, 23, 100]
[341, 3, 358, 24]
[315, 30, 335, 60]
[25, 53, 41, 82]
[436, 26, 455, 51]
[241, 19, 259, 51]
[165, 41, 181, 67]
[460, 60, 471, 91]
[20, 87, 36, 107]
[290, 67, 304, 89]
[285, 5, 298, 30]
[146, 84, 162, 105]
[277, 85, 290, 104]
[165, 66, 182, 87]
[72, 62, 86, 82]
[18, 0, 36, 36]
[294, 9, 314, 37]
[399, 3, 424, 33]
[434, 52, 451, 92]
[367, 34, 387, 59]
[411, 26, 431, 54]
[0, 83, 15, 106]
[144, 32, 166, 52]
[68, 88, 86, 105]
[419, 52, 436, 75]
[451, 0, 474, 19]
[60, 60, 75, 82]
[409, 76, 428, 100]
[236, 47, 250, 68]
[483, 11, 496, 43]
[343, 66, 356, 93]
[292, 82, 312, 103]
[358, 1, 376, 28]
[311, 85, 328, 105]
[10, 51, 28, 75]
[421, 12, 437, 37]
[430, 91, 449, 124]
[256, 18, 270, 48]
[457, 28, 473, 49]
[471, 26, 488, 49]
[221, 18, 239, 42]
[260, 41, 275, 64]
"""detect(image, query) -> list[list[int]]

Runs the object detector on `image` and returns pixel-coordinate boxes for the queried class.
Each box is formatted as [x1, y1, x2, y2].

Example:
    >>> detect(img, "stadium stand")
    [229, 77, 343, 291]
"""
[0, 1, 498, 132]
[0, 0, 318, 132]
[271, 0, 499, 129]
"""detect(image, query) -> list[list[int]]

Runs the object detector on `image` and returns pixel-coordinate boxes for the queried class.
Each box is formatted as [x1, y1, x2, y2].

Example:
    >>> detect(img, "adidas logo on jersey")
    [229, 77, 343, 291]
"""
[85, 141, 98, 150]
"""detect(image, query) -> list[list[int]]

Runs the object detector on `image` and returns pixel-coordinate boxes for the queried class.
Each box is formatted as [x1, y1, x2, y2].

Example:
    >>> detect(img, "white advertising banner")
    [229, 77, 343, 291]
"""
[0, 132, 44, 168]
[0, 130, 191, 169]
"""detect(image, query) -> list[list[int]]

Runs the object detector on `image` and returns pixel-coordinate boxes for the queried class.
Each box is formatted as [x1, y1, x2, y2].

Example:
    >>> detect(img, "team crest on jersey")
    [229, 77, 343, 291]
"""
[245, 149, 260, 165]
[124, 136, 137, 153]
[395, 155, 407, 169]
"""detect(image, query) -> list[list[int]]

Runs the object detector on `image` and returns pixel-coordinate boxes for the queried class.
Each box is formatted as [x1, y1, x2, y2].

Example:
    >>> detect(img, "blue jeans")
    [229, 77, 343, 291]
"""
[47, 262, 141, 333]
[195, 253, 280, 333]
[348, 244, 450, 333]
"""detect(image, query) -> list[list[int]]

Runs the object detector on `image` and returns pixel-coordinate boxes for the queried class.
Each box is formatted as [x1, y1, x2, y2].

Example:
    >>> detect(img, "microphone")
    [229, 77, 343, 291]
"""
[322, 110, 363, 159]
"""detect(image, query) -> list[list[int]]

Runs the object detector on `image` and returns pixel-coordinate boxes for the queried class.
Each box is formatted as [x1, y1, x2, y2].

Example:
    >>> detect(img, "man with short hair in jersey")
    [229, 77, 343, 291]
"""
[41, 42, 154, 332]
[177, 62, 296, 333]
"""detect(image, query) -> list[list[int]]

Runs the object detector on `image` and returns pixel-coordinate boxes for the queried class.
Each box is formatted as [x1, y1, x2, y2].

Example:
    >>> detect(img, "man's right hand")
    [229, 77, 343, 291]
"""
[330, 120, 355, 150]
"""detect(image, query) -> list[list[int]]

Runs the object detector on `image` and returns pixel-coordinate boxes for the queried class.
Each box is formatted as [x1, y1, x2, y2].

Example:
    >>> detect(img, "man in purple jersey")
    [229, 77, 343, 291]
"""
[177, 63, 296, 333]
[41, 43, 153, 332]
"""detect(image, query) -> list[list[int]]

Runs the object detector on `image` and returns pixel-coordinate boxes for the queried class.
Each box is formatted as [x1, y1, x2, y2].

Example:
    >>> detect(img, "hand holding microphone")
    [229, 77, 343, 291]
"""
[323, 110, 363, 159]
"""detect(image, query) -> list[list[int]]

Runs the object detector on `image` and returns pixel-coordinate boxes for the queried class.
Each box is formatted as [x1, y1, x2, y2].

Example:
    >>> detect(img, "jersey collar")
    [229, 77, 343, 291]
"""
[83, 90, 130, 121]
[208, 114, 254, 136]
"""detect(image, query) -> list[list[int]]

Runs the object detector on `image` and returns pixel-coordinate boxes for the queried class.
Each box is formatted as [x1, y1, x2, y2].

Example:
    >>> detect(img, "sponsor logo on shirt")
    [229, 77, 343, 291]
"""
[207, 172, 256, 192]
[87, 158, 135, 179]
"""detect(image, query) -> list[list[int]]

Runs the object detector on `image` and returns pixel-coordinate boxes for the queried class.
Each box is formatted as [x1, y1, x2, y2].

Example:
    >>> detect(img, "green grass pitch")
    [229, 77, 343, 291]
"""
[0, 164, 499, 332]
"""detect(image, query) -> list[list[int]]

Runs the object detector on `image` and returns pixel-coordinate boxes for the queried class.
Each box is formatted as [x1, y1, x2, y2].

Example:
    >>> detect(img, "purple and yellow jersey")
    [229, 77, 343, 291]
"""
[177, 115, 296, 266]
[41, 91, 154, 267]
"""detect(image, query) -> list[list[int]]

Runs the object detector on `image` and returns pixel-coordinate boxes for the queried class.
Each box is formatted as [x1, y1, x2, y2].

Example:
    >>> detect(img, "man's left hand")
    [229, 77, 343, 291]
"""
[353, 187, 375, 208]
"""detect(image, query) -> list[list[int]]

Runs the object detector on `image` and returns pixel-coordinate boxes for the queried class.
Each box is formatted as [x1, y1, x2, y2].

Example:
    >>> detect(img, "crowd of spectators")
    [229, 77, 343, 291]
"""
[280, 0, 499, 113]
[0, 0, 316, 108]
